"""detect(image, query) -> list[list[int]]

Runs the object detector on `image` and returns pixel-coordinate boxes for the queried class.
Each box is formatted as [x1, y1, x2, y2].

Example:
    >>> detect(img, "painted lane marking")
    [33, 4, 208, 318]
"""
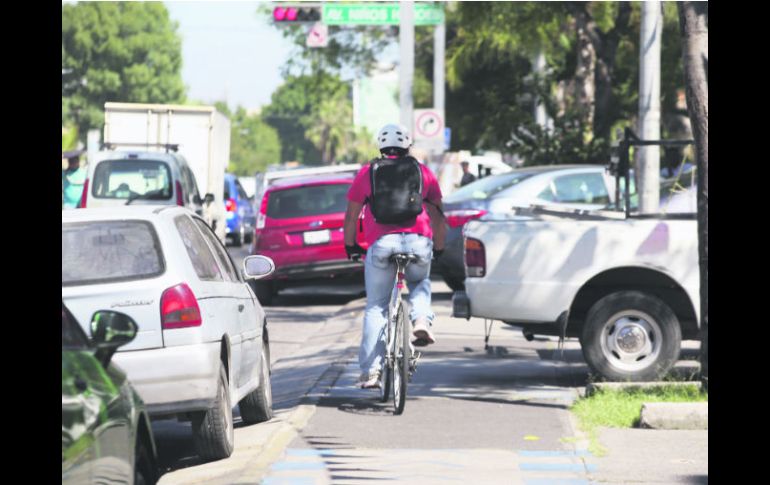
[520, 463, 597, 472]
[518, 450, 592, 457]
[270, 461, 327, 471]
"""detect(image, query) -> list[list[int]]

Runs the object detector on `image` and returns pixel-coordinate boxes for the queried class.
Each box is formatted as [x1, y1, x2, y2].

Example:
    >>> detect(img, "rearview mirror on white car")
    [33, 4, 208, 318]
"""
[243, 255, 275, 280]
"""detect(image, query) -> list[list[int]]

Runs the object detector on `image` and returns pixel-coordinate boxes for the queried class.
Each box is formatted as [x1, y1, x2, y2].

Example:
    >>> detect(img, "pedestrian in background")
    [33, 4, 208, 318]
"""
[459, 160, 476, 187]
[62, 150, 86, 210]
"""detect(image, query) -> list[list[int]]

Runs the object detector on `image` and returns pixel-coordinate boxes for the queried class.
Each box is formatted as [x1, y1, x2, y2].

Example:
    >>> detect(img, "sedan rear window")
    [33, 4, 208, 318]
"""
[444, 172, 534, 202]
[62, 221, 165, 286]
[92, 159, 173, 201]
[267, 184, 350, 219]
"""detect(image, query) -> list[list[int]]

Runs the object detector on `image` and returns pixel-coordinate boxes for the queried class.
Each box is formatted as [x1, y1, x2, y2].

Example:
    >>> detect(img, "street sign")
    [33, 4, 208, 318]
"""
[322, 3, 444, 26]
[413, 108, 445, 153]
[306, 22, 328, 48]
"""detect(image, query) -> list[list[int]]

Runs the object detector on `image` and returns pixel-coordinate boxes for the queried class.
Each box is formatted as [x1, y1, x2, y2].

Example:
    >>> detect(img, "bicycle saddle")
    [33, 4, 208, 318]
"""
[390, 253, 419, 264]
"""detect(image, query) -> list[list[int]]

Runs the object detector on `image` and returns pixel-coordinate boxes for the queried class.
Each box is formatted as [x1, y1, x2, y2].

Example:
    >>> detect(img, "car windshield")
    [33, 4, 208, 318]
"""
[92, 159, 173, 200]
[62, 220, 165, 285]
[267, 183, 350, 219]
[444, 172, 534, 202]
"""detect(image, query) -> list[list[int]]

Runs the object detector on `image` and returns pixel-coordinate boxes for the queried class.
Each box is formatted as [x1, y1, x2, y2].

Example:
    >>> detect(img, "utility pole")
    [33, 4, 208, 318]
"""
[638, 1, 662, 213]
[432, 15, 445, 159]
[399, 1, 415, 132]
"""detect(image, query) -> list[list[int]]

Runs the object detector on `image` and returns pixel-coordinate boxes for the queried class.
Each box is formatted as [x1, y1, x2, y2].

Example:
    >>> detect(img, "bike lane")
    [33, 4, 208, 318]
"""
[261, 285, 598, 484]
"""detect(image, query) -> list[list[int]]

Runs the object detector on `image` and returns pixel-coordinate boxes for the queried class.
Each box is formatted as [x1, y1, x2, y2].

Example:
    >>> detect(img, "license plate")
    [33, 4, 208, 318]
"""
[303, 229, 330, 245]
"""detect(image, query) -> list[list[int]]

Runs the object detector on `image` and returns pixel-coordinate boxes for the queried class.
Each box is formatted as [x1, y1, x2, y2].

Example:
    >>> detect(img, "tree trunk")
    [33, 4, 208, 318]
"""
[573, 9, 597, 141]
[677, 2, 708, 391]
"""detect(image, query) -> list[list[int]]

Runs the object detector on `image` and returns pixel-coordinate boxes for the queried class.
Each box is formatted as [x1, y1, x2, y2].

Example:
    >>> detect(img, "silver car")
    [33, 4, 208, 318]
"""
[435, 165, 620, 291]
[62, 206, 275, 462]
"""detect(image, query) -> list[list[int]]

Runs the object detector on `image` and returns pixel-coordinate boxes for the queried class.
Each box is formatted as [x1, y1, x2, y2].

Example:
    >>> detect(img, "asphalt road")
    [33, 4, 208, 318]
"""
[155, 243, 706, 484]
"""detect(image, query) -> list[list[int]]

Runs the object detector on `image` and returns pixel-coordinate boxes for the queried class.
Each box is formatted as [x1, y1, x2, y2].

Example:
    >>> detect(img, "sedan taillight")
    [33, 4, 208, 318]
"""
[465, 237, 486, 277]
[446, 209, 488, 228]
[176, 181, 185, 207]
[161, 283, 202, 329]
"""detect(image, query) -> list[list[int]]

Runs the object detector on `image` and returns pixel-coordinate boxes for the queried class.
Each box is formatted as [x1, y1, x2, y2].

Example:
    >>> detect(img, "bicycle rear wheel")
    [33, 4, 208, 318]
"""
[393, 302, 410, 415]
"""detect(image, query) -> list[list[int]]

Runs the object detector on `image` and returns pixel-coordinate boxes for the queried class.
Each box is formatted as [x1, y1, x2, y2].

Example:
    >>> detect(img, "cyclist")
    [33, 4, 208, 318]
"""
[343, 123, 447, 389]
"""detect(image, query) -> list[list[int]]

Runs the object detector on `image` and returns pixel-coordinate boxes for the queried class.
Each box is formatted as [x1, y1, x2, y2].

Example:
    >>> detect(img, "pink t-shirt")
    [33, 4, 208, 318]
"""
[348, 160, 443, 246]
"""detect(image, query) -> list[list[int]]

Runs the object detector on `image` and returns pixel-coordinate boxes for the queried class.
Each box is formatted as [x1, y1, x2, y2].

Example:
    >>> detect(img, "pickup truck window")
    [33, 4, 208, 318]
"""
[539, 173, 610, 204]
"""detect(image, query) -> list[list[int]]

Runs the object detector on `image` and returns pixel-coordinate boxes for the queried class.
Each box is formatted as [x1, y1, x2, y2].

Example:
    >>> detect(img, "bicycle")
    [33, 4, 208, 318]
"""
[377, 253, 422, 415]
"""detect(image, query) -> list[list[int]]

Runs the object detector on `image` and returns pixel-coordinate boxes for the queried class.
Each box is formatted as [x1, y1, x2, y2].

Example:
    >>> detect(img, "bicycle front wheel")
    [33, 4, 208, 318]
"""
[393, 302, 410, 415]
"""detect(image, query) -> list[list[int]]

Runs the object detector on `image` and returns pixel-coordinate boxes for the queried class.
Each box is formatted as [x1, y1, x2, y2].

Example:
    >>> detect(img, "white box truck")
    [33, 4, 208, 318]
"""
[103, 102, 230, 241]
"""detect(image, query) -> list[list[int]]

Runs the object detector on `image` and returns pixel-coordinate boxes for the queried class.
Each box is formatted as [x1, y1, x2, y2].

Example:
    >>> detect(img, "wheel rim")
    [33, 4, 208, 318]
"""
[600, 309, 663, 372]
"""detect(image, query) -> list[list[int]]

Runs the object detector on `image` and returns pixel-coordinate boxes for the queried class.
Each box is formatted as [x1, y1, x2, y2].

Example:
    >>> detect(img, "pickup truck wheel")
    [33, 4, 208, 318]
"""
[581, 291, 681, 382]
[239, 340, 273, 424]
[191, 364, 234, 461]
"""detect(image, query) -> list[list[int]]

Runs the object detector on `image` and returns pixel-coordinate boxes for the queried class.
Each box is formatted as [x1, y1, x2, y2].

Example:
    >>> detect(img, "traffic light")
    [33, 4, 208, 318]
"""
[272, 4, 321, 23]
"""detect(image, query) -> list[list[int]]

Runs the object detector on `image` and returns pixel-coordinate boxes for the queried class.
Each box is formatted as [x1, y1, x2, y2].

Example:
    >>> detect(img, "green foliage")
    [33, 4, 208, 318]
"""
[62, 125, 79, 152]
[229, 108, 282, 176]
[437, 1, 686, 164]
[62, 2, 186, 142]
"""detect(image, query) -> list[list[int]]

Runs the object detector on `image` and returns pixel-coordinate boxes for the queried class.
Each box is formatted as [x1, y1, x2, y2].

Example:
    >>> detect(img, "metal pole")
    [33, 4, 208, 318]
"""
[433, 20, 445, 115]
[432, 15, 445, 158]
[638, 1, 662, 213]
[399, 1, 415, 132]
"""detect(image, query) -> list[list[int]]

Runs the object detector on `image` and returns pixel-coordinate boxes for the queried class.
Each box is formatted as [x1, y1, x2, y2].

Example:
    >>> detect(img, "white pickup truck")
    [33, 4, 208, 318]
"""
[452, 206, 700, 382]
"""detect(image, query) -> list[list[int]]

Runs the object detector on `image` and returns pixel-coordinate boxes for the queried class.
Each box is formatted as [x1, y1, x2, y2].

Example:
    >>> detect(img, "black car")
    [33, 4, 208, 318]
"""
[62, 303, 158, 485]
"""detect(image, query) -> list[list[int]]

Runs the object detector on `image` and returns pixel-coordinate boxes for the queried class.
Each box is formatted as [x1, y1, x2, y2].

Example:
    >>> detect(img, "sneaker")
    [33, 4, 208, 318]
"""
[358, 372, 381, 389]
[412, 319, 436, 347]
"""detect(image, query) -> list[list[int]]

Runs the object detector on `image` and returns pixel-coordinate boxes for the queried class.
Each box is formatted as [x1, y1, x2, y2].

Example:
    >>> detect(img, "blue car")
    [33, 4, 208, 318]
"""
[224, 173, 256, 247]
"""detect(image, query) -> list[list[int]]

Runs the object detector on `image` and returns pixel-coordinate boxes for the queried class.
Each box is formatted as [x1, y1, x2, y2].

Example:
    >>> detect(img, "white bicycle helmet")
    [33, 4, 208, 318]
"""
[377, 123, 412, 151]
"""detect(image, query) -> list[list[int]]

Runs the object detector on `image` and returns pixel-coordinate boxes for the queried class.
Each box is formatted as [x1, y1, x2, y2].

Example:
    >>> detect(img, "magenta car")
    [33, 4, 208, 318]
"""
[250, 172, 367, 304]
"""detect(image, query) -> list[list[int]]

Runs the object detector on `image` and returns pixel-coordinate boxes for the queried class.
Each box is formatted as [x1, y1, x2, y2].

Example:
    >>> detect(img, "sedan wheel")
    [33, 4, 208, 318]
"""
[192, 364, 234, 461]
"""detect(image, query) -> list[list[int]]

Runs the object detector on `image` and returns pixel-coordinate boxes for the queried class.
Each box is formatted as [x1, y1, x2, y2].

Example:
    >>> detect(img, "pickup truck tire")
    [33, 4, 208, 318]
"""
[581, 291, 681, 382]
[191, 364, 234, 461]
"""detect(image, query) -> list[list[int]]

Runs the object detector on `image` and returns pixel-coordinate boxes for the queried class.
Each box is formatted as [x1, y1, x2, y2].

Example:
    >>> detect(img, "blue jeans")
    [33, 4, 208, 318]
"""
[359, 233, 434, 377]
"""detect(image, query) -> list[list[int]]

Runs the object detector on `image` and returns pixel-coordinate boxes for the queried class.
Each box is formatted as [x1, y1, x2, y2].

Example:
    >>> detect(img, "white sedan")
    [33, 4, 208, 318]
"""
[62, 206, 276, 462]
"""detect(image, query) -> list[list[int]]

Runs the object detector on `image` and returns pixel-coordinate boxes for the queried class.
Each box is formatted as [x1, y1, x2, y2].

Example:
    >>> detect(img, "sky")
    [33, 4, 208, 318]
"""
[165, 1, 295, 113]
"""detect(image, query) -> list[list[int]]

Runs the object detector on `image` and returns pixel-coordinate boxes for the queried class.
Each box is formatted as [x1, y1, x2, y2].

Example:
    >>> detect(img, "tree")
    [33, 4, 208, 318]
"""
[219, 104, 282, 176]
[677, 2, 707, 391]
[439, 2, 686, 164]
[62, 2, 186, 142]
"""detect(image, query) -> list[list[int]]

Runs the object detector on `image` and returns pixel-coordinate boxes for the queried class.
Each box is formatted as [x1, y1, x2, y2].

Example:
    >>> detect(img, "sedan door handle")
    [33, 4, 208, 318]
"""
[238, 304, 245, 312]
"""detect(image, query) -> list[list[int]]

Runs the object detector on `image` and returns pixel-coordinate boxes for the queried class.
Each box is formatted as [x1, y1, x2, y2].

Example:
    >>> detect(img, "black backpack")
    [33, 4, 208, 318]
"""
[367, 156, 424, 224]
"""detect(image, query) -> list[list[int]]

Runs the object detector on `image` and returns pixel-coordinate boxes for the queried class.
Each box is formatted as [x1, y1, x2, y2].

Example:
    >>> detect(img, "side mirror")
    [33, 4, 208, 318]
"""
[193, 194, 203, 205]
[243, 255, 275, 280]
[90, 311, 138, 366]
[204, 193, 215, 205]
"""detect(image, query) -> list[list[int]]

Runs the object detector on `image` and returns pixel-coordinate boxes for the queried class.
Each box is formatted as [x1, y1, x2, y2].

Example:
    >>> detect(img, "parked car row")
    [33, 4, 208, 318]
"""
[62, 205, 278, 481]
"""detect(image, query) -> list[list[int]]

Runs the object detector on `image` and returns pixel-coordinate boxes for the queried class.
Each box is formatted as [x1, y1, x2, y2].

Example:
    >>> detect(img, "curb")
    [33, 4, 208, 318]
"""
[639, 402, 708, 430]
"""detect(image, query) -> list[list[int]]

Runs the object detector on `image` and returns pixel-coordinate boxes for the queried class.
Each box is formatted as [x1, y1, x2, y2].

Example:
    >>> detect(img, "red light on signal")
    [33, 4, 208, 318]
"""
[273, 7, 286, 21]
[286, 7, 298, 21]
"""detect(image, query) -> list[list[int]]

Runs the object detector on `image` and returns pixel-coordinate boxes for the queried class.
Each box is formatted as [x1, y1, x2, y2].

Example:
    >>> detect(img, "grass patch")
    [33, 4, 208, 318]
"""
[570, 384, 708, 456]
